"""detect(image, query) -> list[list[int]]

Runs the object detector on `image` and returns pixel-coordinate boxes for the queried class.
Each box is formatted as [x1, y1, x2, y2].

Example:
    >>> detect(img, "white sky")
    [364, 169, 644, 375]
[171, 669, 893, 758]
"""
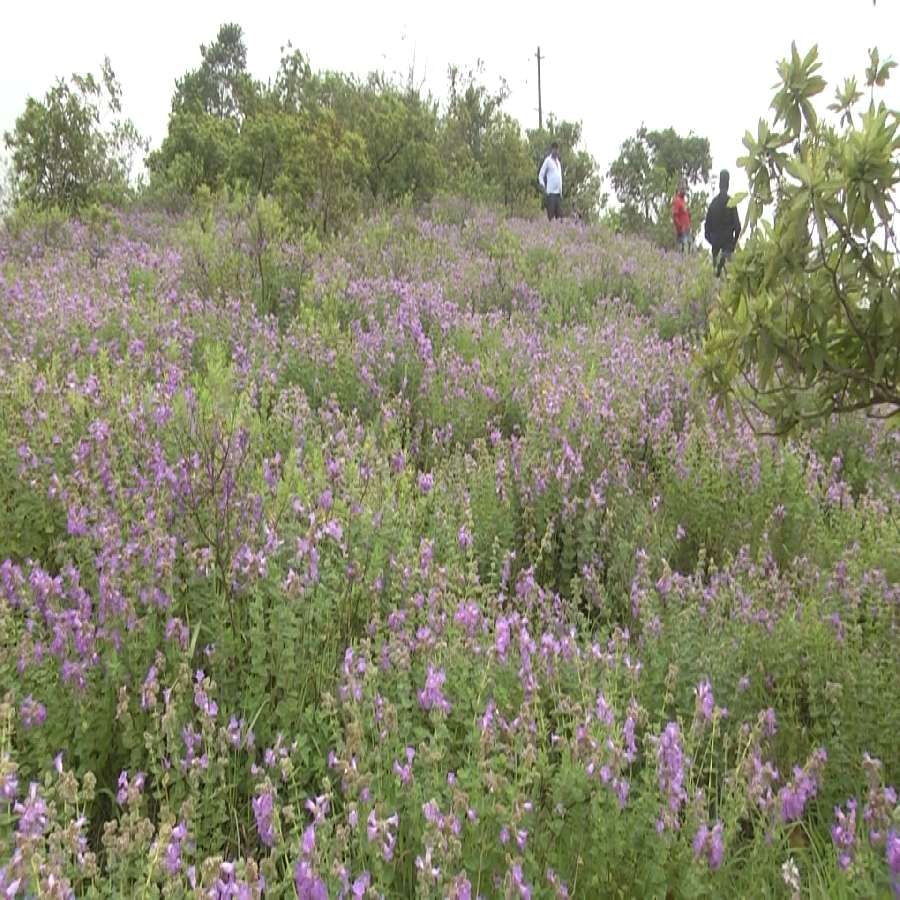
[1, 0, 898, 199]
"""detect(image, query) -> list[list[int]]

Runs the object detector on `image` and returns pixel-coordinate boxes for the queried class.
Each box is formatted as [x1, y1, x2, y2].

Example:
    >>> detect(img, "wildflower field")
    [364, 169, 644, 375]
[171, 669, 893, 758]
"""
[0, 202, 897, 898]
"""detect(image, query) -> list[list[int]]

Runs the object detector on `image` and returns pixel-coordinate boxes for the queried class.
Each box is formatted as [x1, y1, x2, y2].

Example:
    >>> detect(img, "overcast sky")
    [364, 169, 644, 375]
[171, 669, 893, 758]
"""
[1, 0, 898, 199]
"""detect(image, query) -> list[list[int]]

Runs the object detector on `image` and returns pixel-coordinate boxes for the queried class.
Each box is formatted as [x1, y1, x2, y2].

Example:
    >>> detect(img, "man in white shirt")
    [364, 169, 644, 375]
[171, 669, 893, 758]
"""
[538, 142, 563, 220]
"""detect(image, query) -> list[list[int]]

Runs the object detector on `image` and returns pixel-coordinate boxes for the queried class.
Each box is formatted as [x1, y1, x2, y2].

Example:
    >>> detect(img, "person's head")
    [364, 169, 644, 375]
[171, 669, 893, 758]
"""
[551, 141, 560, 160]
[719, 169, 730, 194]
[677, 179, 687, 197]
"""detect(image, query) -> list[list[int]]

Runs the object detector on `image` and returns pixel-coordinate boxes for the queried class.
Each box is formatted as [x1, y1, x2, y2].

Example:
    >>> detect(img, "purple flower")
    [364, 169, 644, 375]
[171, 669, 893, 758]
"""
[393, 746, 415, 785]
[692, 821, 724, 870]
[614, 778, 630, 809]
[294, 860, 328, 900]
[693, 823, 709, 858]
[0, 766, 18, 802]
[19, 695, 46, 731]
[418, 665, 451, 714]
[253, 788, 277, 848]
[164, 821, 189, 875]
[778, 749, 827, 823]
[351, 871, 371, 898]
[886, 830, 900, 895]
[13, 783, 49, 838]
[226, 716, 243, 749]
[495, 617, 511, 661]
[695, 679, 715, 722]
[115, 770, 145, 806]
[655, 722, 687, 829]
[417, 472, 434, 494]
[831, 799, 857, 871]
[305, 794, 330, 824]
[450, 874, 473, 899]
[323, 519, 343, 542]
[193, 672, 218, 720]
[141, 664, 159, 710]
[708, 823, 724, 870]
[510, 862, 532, 899]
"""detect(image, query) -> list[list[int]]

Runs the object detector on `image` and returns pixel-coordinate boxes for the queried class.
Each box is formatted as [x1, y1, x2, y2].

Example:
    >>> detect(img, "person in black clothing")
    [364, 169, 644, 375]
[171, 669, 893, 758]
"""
[704, 169, 742, 276]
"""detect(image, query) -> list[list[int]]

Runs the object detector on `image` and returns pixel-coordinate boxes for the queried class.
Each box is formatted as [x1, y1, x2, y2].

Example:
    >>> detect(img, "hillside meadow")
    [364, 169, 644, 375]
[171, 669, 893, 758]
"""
[0, 200, 897, 897]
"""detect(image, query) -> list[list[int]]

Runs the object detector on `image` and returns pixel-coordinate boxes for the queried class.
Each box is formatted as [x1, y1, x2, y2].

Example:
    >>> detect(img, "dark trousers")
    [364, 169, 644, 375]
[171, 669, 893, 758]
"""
[712, 246, 733, 276]
[545, 193, 562, 220]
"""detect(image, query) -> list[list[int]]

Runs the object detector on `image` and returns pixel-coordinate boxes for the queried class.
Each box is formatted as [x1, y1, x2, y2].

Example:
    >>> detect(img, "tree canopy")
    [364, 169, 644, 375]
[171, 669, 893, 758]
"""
[607, 126, 711, 244]
[3, 59, 145, 212]
[702, 45, 899, 432]
[144, 28, 603, 231]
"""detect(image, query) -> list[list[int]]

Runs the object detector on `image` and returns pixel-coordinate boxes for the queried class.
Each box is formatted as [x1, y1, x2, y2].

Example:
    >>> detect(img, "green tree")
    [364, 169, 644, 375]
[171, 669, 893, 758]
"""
[703, 45, 899, 431]
[282, 66, 443, 206]
[270, 108, 368, 234]
[172, 23, 259, 122]
[482, 113, 538, 214]
[146, 111, 237, 196]
[148, 24, 260, 199]
[354, 74, 443, 205]
[228, 103, 297, 197]
[148, 24, 603, 232]
[439, 62, 510, 198]
[607, 126, 711, 242]
[4, 58, 144, 212]
[271, 45, 314, 114]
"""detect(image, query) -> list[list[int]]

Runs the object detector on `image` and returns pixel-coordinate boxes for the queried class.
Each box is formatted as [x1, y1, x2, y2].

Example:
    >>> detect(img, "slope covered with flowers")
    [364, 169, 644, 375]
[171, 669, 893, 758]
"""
[0, 203, 897, 897]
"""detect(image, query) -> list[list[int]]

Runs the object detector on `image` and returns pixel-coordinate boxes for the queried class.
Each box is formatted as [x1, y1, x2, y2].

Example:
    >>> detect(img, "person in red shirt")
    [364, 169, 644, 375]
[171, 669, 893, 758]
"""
[672, 181, 692, 252]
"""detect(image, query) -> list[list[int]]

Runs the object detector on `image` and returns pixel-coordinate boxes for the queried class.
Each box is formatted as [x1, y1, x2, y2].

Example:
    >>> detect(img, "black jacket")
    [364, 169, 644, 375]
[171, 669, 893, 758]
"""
[704, 193, 741, 252]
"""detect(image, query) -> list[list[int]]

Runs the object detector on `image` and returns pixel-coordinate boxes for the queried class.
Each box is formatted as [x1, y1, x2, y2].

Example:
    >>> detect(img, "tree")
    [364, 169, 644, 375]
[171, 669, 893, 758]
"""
[483, 114, 536, 214]
[147, 111, 237, 195]
[148, 25, 263, 202]
[354, 74, 443, 205]
[4, 59, 144, 211]
[702, 45, 899, 432]
[440, 62, 510, 197]
[607, 126, 711, 242]
[147, 25, 600, 231]
[270, 108, 368, 234]
[172, 23, 258, 122]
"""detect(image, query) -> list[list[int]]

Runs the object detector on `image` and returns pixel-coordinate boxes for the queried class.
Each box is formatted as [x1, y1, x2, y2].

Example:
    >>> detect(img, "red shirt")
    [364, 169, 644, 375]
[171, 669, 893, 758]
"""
[672, 193, 691, 235]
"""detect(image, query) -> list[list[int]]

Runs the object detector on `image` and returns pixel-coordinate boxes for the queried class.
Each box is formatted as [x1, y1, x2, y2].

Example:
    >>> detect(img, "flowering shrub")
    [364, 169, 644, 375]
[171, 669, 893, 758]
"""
[0, 203, 897, 896]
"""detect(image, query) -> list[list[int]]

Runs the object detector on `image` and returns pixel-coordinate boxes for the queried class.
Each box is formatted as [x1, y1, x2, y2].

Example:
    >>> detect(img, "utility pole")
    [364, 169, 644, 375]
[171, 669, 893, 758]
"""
[535, 46, 543, 130]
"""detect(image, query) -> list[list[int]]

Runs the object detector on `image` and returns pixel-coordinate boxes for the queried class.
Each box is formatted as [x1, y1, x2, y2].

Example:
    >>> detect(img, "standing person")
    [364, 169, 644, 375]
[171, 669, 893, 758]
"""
[539, 142, 563, 221]
[672, 180, 692, 252]
[704, 169, 742, 276]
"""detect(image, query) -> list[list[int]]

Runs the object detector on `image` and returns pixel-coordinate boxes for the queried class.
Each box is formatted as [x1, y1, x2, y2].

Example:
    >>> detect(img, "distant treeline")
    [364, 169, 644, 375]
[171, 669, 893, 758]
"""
[3, 24, 604, 232]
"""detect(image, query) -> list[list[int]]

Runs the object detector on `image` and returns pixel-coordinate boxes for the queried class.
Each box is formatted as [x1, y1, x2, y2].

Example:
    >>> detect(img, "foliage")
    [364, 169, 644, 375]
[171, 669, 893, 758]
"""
[3, 59, 145, 212]
[0, 202, 897, 897]
[171, 22, 259, 122]
[703, 45, 899, 432]
[146, 28, 603, 233]
[608, 125, 712, 245]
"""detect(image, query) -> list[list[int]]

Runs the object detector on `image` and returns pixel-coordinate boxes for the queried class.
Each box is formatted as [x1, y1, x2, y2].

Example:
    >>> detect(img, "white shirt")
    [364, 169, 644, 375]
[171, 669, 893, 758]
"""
[539, 154, 562, 195]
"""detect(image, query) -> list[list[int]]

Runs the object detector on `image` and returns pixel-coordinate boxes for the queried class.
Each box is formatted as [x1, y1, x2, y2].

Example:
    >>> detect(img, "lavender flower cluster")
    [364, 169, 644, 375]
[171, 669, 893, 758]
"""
[0, 204, 897, 896]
